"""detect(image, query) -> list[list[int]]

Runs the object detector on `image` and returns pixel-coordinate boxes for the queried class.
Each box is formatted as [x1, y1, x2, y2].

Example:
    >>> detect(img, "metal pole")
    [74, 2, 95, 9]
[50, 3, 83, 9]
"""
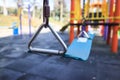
[107, 0, 114, 45]
[111, 0, 120, 53]
[69, 0, 75, 43]
[28, 4, 32, 37]
[20, 9, 22, 36]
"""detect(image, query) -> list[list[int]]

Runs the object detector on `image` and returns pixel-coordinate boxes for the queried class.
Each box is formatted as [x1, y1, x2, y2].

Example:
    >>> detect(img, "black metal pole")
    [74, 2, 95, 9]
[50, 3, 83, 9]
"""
[70, 22, 120, 26]
[43, 0, 50, 27]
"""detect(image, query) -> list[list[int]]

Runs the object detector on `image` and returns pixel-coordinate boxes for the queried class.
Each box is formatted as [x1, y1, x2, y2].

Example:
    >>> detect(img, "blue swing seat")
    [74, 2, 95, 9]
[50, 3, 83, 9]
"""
[65, 33, 94, 60]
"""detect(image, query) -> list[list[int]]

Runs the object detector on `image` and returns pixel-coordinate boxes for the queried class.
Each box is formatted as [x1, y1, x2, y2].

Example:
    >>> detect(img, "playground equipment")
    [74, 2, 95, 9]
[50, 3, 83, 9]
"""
[28, 0, 95, 60]
[65, 31, 94, 60]
[65, 0, 95, 60]
[69, 0, 120, 53]
[28, 0, 67, 54]
[12, 22, 18, 35]
[28, 0, 120, 60]
[18, 0, 22, 35]
[17, 0, 32, 36]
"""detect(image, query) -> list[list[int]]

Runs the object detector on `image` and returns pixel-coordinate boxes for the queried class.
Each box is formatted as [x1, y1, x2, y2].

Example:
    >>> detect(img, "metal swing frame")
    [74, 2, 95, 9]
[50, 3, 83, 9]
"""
[28, 0, 67, 54]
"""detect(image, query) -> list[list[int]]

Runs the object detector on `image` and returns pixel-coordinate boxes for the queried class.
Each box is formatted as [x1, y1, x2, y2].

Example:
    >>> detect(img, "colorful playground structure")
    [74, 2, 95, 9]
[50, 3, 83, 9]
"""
[28, 0, 120, 60]
[28, 0, 93, 60]
[69, 0, 120, 53]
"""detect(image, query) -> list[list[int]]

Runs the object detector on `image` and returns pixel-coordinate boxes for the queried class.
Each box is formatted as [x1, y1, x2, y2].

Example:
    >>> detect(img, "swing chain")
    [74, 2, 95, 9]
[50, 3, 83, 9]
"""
[82, 0, 86, 26]
[43, 0, 50, 27]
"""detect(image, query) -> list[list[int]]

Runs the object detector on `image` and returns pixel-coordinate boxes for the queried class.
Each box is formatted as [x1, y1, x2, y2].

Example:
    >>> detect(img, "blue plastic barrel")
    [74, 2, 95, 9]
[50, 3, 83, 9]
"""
[11, 22, 18, 35]
[13, 27, 18, 35]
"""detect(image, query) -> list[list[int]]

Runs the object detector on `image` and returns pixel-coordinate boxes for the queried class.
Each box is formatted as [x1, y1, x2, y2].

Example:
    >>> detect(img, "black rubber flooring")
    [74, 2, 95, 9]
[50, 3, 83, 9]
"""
[0, 32, 120, 80]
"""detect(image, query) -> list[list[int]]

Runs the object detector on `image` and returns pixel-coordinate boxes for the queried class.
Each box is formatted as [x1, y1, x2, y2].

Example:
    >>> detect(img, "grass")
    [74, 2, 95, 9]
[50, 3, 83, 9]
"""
[0, 15, 18, 26]
[0, 14, 68, 29]
[0, 14, 43, 27]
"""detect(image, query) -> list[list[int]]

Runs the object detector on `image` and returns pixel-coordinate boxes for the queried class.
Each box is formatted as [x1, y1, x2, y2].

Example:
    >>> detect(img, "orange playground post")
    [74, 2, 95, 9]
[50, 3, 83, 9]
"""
[111, 0, 120, 53]
[85, 0, 90, 32]
[69, 0, 81, 43]
[107, 0, 114, 45]
[69, 0, 75, 43]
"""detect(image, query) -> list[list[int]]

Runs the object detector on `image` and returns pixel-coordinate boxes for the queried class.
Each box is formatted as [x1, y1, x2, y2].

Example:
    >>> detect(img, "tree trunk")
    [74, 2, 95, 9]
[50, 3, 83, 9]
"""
[32, 0, 36, 19]
[60, 0, 63, 22]
[32, 6, 35, 19]
[3, 0, 8, 16]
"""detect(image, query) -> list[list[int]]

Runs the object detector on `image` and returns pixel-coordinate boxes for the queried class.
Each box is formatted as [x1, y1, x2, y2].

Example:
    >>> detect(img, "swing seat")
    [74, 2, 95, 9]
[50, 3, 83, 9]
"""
[65, 33, 94, 60]
[88, 32, 95, 39]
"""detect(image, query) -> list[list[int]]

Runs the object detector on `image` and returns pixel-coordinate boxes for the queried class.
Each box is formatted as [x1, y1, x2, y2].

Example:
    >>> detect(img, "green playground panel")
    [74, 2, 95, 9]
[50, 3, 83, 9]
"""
[118, 31, 120, 36]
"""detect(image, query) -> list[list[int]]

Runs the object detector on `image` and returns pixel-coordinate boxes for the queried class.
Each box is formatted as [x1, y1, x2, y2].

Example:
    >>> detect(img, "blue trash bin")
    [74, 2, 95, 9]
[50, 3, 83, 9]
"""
[12, 22, 18, 35]
[13, 27, 18, 35]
